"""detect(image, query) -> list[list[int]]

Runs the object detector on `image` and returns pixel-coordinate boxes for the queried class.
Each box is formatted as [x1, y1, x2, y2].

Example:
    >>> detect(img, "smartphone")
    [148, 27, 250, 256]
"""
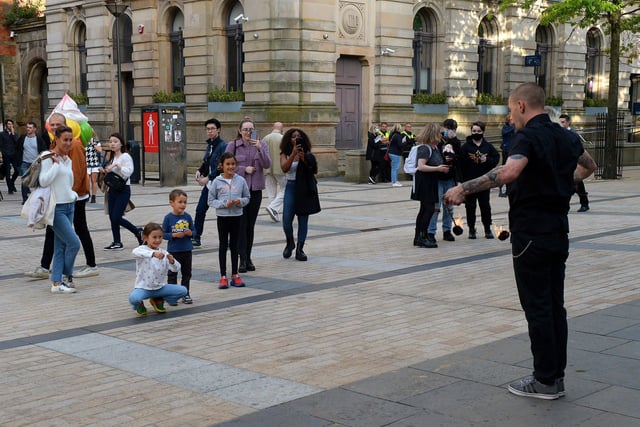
[251, 129, 259, 141]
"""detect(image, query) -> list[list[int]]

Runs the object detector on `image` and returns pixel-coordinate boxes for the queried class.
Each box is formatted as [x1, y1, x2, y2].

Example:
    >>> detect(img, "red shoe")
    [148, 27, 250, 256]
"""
[218, 276, 229, 289]
[231, 274, 245, 287]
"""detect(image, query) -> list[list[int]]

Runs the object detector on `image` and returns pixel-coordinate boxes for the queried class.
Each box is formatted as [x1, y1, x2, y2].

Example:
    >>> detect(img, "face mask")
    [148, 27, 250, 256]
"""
[472, 133, 483, 141]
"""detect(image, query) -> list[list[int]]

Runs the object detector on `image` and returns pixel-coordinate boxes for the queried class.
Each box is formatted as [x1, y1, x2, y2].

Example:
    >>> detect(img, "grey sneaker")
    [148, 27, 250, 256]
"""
[74, 265, 99, 278]
[556, 377, 566, 397]
[25, 266, 50, 279]
[265, 206, 279, 222]
[62, 276, 75, 288]
[508, 375, 562, 400]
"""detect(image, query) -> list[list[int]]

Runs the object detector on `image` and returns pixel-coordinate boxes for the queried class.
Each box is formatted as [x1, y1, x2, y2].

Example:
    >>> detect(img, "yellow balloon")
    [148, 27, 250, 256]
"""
[67, 119, 81, 140]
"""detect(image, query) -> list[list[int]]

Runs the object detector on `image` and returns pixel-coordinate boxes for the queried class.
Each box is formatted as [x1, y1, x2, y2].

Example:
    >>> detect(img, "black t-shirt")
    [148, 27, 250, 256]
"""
[508, 114, 584, 234]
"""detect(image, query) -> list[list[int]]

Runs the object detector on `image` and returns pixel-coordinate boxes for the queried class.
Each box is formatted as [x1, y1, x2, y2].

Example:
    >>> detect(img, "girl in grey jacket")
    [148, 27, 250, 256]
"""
[207, 152, 250, 288]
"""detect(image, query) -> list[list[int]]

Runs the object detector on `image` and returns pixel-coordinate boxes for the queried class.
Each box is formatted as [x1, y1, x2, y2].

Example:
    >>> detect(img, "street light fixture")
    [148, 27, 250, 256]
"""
[234, 15, 247, 92]
[106, 0, 129, 136]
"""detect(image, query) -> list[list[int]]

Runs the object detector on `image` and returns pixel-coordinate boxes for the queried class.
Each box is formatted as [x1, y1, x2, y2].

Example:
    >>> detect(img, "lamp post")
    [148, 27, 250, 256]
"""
[233, 14, 248, 92]
[106, 0, 129, 136]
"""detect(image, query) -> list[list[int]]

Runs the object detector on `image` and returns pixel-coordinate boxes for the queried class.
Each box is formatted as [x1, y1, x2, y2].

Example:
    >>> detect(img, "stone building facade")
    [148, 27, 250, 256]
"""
[7, 0, 640, 175]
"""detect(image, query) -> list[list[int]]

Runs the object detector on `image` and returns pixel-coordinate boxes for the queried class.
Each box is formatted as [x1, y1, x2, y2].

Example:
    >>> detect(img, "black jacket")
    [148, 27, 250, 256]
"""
[294, 152, 321, 216]
[459, 136, 499, 181]
[16, 134, 48, 164]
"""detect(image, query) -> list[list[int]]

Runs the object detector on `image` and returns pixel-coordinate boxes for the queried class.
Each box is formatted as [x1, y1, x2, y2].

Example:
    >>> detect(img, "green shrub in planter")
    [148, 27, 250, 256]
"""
[412, 91, 447, 104]
[208, 86, 245, 102]
[545, 96, 564, 106]
[583, 98, 608, 107]
[68, 92, 89, 106]
[152, 91, 185, 103]
[476, 93, 507, 105]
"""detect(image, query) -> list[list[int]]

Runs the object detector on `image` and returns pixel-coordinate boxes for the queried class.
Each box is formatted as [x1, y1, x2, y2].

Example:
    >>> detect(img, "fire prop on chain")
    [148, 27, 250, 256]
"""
[493, 224, 510, 241]
[452, 216, 464, 236]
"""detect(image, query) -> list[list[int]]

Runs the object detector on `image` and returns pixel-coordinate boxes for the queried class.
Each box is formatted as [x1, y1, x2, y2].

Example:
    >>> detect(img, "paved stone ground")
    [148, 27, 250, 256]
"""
[0, 169, 638, 426]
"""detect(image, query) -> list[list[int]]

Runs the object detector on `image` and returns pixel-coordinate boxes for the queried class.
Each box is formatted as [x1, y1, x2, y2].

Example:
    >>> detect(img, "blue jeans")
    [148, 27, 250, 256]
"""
[51, 202, 81, 283]
[128, 284, 187, 309]
[283, 180, 309, 243]
[389, 153, 402, 183]
[428, 178, 455, 234]
[107, 186, 138, 243]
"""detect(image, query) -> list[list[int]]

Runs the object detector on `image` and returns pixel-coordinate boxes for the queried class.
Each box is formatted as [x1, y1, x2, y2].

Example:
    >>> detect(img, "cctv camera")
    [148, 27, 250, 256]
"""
[382, 48, 395, 55]
[386, 48, 395, 54]
[9, 31, 15, 38]
[234, 14, 248, 24]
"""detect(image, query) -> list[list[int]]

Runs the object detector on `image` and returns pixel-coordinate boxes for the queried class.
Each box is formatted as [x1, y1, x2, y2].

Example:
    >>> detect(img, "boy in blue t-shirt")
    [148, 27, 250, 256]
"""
[162, 189, 194, 304]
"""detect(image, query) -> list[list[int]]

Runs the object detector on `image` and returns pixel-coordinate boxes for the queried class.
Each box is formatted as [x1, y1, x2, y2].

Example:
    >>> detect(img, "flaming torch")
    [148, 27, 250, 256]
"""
[493, 224, 510, 241]
[452, 216, 464, 236]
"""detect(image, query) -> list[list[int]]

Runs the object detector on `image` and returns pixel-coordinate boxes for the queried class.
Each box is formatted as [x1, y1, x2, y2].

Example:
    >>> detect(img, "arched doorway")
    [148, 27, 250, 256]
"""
[26, 60, 48, 130]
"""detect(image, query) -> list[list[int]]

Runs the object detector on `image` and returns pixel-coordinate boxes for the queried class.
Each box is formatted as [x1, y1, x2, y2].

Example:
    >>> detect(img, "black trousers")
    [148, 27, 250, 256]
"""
[168, 250, 192, 291]
[41, 198, 96, 269]
[217, 215, 241, 276]
[416, 200, 435, 233]
[194, 185, 209, 238]
[369, 160, 381, 181]
[238, 190, 262, 262]
[3, 153, 19, 191]
[464, 189, 491, 232]
[512, 231, 569, 385]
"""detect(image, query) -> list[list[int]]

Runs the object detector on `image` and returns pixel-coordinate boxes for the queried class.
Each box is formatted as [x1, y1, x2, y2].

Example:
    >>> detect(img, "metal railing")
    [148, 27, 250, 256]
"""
[577, 113, 634, 179]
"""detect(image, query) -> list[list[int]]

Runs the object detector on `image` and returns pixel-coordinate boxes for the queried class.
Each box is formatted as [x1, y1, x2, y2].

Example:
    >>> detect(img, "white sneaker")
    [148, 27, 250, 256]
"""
[265, 206, 280, 222]
[74, 265, 99, 278]
[392, 182, 403, 187]
[51, 283, 76, 294]
[24, 266, 50, 279]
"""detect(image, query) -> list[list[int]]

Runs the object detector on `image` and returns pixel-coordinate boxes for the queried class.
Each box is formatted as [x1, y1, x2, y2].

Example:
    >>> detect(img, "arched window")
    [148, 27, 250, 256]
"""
[412, 9, 436, 94]
[585, 28, 603, 99]
[76, 23, 88, 94]
[170, 10, 185, 93]
[111, 14, 133, 64]
[535, 25, 552, 93]
[477, 17, 498, 96]
[226, 1, 245, 92]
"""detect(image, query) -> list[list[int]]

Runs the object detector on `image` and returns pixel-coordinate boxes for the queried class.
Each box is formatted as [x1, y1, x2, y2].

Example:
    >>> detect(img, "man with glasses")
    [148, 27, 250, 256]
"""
[192, 118, 227, 247]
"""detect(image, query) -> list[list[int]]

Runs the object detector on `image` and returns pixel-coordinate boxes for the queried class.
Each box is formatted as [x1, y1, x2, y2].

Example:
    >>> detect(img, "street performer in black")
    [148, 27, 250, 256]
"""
[445, 82, 596, 400]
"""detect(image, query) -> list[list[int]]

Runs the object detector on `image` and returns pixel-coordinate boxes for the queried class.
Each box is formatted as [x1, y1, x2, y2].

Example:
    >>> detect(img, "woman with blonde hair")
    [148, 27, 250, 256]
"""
[411, 123, 450, 248]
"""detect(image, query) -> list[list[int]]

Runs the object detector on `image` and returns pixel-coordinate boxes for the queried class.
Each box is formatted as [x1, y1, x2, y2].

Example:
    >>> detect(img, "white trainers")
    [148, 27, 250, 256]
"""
[265, 206, 280, 222]
[392, 182, 403, 187]
[51, 283, 76, 294]
[24, 266, 50, 279]
[74, 265, 99, 278]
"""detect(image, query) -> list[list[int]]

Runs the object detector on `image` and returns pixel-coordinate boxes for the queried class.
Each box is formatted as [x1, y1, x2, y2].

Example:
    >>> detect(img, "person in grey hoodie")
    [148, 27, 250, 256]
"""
[208, 152, 250, 289]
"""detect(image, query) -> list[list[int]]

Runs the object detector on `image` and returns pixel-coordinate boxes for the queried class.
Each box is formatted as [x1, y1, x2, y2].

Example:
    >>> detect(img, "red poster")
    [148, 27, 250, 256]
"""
[143, 111, 159, 153]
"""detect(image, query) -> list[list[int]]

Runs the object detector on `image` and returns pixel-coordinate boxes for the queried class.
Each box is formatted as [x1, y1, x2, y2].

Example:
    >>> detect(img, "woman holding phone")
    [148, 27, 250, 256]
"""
[280, 128, 320, 261]
[225, 119, 271, 273]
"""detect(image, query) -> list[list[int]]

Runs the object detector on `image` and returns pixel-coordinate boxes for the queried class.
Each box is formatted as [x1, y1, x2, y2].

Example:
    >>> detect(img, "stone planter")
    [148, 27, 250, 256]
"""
[584, 107, 608, 116]
[208, 101, 243, 113]
[545, 106, 562, 116]
[477, 105, 509, 115]
[413, 104, 448, 114]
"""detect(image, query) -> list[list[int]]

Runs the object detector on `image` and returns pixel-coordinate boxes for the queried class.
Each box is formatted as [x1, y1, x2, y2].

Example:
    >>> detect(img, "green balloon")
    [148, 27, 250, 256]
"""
[80, 121, 93, 146]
